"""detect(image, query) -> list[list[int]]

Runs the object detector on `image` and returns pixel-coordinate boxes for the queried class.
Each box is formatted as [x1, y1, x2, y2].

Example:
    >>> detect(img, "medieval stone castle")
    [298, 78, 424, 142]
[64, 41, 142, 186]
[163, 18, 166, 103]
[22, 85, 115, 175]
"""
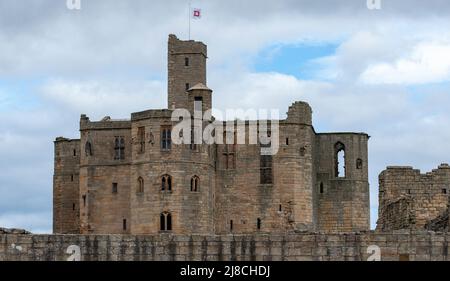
[53, 34, 450, 238]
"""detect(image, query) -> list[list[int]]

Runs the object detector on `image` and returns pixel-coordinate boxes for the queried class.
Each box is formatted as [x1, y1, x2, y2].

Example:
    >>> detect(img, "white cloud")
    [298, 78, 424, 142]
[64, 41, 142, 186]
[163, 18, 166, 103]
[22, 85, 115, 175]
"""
[39, 79, 166, 119]
[361, 42, 450, 84]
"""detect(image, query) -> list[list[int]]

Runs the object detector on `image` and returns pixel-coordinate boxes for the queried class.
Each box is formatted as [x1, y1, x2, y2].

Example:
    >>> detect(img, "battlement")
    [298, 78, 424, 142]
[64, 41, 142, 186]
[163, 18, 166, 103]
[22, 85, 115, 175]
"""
[80, 114, 131, 131]
[168, 34, 207, 57]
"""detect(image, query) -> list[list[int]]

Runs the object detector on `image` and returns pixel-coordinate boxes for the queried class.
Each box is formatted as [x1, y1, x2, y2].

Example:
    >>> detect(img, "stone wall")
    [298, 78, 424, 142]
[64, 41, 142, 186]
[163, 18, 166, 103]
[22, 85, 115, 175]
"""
[53, 138, 80, 234]
[1, 232, 450, 261]
[377, 165, 450, 231]
[315, 133, 370, 232]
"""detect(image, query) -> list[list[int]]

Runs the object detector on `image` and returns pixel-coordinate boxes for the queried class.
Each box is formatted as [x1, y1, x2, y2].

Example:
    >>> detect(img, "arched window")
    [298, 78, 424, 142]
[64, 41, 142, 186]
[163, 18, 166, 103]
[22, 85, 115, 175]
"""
[137, 177, 144, 193]
[160, 212, 172, 231]
[356, 158, 363, 170]
[85, 141, 93, 156]
[161, 174, 172, 191]
[334, 142, 346, 178]
[190, 176, 199, 192]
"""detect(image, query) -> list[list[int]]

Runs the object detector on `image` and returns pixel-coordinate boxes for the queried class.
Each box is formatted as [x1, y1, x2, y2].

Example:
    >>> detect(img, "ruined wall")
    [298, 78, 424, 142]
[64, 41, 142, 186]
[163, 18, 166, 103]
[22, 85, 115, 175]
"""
[315, 133, 370, 232]
[214, 102, 316, 235]
[376, 196, 415, 231]
[53, 138, 80, 234]
[2, 232, 450, 261]
[377, 165, 450, 231]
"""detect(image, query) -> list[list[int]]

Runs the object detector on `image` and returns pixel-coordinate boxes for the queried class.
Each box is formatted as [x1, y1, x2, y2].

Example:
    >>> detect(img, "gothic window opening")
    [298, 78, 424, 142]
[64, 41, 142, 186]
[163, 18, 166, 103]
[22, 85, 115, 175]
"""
[160, 212, 172, 231]
[320, 182, 324, 194]
[112, 183, 118, 194]
[161, 127, 172, 150]
[161, 174, 172, 191]
[85, 141, 93, 156]
[190, 176, 199, 192]
[334, 142, 346, 178]
[257, 218, 261, 230]
[137, 177, 144, 193]
[114, 137, 125, 160]
[138, 127, 145, 153]
[356, 158, 363, 170]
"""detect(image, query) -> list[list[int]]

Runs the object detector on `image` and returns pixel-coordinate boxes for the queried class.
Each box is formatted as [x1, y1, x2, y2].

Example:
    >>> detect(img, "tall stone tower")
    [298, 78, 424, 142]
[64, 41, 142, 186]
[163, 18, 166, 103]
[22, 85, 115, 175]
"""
[167, 34, 207, 110]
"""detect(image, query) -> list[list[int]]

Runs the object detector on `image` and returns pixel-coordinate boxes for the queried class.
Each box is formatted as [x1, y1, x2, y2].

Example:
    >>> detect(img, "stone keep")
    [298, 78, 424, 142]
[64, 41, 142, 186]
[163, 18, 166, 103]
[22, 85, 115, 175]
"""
[53, 34, 370, 235]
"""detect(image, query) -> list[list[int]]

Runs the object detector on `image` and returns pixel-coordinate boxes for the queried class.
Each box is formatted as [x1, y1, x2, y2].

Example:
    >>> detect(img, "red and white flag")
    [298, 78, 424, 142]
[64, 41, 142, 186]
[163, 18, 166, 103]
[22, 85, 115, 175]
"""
[192, 8, 201, 19]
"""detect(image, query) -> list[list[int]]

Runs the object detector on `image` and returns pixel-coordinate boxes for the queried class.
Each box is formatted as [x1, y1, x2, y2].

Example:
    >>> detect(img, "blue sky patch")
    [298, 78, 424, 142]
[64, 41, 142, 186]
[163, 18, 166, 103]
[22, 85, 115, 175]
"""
[253, 42, 338, 80]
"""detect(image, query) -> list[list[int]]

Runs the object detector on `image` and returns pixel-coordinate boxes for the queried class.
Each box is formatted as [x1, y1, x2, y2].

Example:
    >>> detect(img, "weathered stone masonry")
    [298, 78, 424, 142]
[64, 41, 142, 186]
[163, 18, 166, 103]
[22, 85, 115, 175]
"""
[53, 34, 371, 236]
[377, 164, 450, 232]
[1, 232, 450, 261]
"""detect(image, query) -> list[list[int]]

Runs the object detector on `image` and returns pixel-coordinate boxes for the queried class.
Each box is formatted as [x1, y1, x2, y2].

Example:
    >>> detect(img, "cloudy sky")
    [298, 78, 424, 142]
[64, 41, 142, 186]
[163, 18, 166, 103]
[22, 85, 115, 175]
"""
[1, 0, 450, 233]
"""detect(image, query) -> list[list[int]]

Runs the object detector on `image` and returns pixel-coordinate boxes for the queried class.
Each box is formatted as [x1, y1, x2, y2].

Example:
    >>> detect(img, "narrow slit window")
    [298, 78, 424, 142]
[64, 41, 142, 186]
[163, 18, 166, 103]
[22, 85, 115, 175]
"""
[138, 127, 145, 153]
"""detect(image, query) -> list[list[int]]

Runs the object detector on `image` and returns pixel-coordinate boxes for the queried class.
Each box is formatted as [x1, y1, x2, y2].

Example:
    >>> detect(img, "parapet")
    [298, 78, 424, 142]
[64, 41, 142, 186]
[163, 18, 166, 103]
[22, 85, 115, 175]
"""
[80, 114, 131, 131]
[168, 34, 207, 58]
[131, 109, 173, 121]
[286, 101, 312, 125]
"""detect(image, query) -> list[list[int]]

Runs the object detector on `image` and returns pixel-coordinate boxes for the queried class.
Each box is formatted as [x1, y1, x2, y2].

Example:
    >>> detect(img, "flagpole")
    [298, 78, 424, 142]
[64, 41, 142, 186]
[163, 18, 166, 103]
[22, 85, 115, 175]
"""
[188, 1, 191, 40]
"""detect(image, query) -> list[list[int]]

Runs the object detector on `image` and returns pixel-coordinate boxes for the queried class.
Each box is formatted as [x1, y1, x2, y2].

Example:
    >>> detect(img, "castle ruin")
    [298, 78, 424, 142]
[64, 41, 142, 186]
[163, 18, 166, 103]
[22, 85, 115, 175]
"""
[53, 34, 371, 235]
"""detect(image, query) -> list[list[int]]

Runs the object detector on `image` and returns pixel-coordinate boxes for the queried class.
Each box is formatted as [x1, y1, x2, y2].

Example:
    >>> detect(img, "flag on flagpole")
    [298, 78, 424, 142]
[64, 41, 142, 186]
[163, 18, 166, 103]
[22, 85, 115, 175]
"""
[192, 8, 201, 19]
